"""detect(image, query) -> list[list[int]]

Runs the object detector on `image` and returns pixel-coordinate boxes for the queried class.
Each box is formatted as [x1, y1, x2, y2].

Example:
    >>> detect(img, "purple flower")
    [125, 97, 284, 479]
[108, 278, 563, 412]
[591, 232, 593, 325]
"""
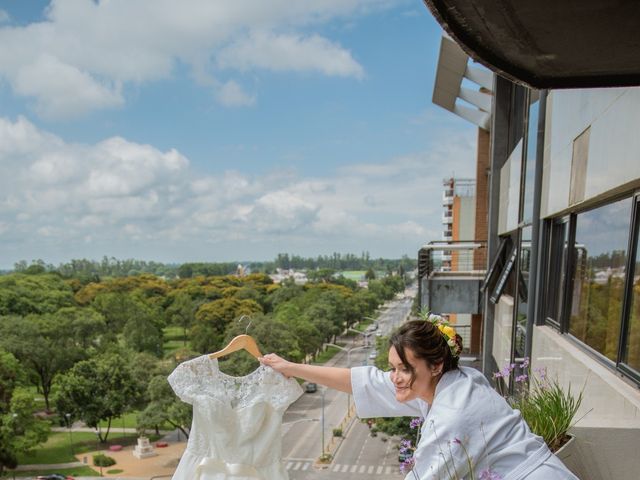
[499, 365, 512, 378]
[399, 457, 415, 474]
[521, 357, 530, 369]
[479, 468, 503, 480]
[534, 366, 547, 380]
[515, 374, 528, 383]
[409, 417, 424, 429]
[453, 437, 462, 445]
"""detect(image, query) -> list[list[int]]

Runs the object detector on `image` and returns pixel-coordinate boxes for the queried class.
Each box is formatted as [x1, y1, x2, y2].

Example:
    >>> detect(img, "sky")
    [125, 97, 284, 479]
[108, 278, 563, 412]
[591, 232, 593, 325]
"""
[0, 0, 478, 269]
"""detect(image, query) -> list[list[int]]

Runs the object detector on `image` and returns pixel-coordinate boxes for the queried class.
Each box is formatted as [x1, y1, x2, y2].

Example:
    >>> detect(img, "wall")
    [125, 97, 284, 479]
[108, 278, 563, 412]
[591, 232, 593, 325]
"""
[531, 325, 640, 479]
[541, 87, 640, 218]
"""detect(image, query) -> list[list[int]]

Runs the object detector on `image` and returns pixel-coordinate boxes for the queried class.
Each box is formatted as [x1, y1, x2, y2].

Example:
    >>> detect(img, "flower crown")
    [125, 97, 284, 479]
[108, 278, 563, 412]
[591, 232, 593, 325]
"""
[419, 309, 460, 358]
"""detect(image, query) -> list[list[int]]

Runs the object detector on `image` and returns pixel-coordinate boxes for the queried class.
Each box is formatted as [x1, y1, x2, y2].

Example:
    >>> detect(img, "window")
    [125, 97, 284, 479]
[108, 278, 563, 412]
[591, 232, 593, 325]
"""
[569, 198, 633, 362]
[522, 100, 539, 224]
[623, 199, 640, 373]
[513, 226, 532, 359]
[545, 219, 570, 328]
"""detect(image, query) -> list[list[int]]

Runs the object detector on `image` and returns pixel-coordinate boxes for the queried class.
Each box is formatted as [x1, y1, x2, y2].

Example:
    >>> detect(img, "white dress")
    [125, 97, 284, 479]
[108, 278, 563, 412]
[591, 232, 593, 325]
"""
[351, 366, 578, 480]
[168, 355, 303, 480]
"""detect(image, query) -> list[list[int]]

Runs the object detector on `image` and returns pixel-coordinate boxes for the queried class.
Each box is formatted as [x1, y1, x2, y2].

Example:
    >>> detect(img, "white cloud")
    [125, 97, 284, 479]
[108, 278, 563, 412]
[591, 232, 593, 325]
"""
[13, 54, 123, 119]
[217, 31, 364, 78]
[0, 115, 476, 265]
[0, 0, 390, 119]
[216, 80, 256, 107]
[0, 9, 9, 24]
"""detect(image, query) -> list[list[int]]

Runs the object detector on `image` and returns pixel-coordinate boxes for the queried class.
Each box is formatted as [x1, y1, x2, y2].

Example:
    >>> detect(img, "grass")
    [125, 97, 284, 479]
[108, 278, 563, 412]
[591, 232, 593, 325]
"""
[17, 432, 161, 465]
[163, 325, 188, 354]
[338, 270, 366, 281]
[313, 346, 340, 364]
[98, 411, 139, 429]
[3, 465, 99, 478]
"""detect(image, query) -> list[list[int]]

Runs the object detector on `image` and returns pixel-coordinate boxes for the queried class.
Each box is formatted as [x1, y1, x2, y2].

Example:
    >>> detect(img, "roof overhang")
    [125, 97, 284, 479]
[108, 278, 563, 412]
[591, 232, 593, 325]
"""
[423, 0, 640, 89]
[432, 35, 493, 130]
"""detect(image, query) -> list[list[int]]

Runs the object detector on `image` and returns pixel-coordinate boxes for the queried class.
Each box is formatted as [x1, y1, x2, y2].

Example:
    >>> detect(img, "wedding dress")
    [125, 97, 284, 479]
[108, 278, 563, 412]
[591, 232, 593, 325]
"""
[168, 355, 303, 480]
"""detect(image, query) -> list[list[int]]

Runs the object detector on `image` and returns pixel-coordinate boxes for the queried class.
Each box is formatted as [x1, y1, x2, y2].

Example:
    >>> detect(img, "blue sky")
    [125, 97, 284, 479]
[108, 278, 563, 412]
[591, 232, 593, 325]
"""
[0, 0, 477, 268]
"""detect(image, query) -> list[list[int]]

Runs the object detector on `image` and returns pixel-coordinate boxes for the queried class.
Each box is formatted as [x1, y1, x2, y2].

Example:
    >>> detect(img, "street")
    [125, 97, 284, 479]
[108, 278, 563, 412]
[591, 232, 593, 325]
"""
[281, 291, 415, 479]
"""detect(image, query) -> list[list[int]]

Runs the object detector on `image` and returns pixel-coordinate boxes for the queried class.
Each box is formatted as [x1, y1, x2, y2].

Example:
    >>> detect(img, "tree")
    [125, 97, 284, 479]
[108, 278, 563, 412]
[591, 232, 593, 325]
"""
[53, 353, 142, 443]
[0, 314, 88, 411]
[0, 273, 74, 316]
[0, 350, 50, 476]
[166, 292, 196, 343]
[364, 268, 376, 281]
[190, 298, 262, 353]
[91, 292, 164, 355]
[137, 375, 192, 439]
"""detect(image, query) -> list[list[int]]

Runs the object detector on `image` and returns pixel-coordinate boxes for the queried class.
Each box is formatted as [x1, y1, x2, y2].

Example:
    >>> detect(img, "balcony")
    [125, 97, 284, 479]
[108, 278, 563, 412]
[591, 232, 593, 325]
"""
[442, 191, 454, 206]
[442, 212, 453, 224]
[418, 241, 486, 314]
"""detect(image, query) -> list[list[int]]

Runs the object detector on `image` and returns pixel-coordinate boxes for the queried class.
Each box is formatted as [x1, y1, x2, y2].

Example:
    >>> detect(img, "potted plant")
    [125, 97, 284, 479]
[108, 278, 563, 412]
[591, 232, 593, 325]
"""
[494, 359, 586, 454]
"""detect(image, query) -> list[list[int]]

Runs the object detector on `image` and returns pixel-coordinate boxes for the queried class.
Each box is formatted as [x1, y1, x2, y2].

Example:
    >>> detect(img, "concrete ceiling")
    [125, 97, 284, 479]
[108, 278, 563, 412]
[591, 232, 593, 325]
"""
[423, 0, 640, 89]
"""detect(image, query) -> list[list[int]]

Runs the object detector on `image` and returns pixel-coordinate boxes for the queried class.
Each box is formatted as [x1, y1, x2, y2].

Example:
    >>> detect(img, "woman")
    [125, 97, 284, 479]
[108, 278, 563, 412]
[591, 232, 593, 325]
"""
[260, 317, 578, 480]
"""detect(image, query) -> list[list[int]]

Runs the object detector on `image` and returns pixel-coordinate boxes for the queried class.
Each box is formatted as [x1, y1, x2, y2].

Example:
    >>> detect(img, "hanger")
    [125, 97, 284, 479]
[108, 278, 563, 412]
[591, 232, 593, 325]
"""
[209, 316, 262, 360]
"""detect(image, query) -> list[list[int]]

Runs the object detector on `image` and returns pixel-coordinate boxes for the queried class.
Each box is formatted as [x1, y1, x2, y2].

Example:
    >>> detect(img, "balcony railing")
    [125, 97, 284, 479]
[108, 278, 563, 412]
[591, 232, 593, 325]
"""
[418, 241, 487, 314]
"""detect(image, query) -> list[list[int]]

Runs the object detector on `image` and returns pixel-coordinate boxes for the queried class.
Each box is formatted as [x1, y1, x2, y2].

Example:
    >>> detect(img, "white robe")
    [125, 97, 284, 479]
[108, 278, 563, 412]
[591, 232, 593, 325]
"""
[351, 366, 578, 480]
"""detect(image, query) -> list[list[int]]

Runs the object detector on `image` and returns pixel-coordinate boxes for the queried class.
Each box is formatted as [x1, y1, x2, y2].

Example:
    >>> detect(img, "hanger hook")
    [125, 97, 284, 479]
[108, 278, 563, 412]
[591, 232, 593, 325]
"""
[237, 314, 253, 334]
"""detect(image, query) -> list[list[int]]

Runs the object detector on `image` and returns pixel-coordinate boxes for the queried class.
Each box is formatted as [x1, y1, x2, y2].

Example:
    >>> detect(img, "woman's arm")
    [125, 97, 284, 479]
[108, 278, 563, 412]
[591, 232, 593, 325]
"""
[260, 353, 352, 394]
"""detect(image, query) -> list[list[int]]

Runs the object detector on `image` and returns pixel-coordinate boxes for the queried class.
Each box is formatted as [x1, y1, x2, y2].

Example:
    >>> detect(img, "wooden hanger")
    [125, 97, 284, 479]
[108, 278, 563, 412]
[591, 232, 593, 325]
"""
[209, 334, 262, 360]
[209, 316, 262, 359]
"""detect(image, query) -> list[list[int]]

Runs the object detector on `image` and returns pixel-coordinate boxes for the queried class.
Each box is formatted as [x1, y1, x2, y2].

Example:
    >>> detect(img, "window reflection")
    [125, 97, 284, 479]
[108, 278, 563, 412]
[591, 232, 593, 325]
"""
[545, 220, 569, 326]
[625, 223, 640, 372]
[523, 100, 538, 224]
[514, 227, 531, 358]
[569, 199, 632, 361]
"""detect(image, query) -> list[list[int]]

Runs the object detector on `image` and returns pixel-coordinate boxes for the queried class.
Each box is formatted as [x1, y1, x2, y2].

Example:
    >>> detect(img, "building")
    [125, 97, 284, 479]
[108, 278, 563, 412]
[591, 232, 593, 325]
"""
[441, 177, 475, 271]
[423, 3, 640, 478]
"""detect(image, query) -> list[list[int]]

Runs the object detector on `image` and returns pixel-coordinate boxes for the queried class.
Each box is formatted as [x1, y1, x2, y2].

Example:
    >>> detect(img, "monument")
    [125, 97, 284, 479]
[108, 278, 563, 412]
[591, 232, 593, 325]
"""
[133, 436, 158, 459]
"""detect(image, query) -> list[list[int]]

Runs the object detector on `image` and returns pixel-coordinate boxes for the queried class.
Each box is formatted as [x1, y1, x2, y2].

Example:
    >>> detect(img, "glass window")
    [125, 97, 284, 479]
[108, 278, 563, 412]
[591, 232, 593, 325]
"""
[522, 100, 539, 224]
[514, 226, 532, 358]
[624, 216, 640, 372]
[569, 198, 633, 361]
[545, 220, 569, 326]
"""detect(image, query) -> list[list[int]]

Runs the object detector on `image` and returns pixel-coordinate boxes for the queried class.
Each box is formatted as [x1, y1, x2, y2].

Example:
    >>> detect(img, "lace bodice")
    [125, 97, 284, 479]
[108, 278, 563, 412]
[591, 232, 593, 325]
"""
[168, 355, 302, 480]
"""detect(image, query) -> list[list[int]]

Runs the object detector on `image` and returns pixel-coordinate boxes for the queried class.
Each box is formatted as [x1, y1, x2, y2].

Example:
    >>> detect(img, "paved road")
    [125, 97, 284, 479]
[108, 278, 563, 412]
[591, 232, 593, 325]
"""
[282, 290, 414, 479]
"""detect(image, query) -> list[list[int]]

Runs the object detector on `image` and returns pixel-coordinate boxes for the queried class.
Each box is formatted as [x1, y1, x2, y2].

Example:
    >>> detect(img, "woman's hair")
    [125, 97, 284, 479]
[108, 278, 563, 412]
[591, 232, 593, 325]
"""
[389, 319, 460, 387]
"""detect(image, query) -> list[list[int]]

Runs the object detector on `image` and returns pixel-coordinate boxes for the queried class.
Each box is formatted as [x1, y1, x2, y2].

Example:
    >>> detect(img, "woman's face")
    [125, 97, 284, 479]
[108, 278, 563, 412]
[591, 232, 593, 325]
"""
[388, 345, 441, 404]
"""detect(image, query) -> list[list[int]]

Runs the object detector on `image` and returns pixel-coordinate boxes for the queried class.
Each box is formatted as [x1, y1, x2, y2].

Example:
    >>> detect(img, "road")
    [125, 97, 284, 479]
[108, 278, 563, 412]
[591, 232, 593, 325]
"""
[281, 290, 415, 479]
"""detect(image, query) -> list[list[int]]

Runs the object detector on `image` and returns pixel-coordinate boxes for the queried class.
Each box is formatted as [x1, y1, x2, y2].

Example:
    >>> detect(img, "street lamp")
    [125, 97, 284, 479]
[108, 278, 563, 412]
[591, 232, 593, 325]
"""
[322, 343, 367, 422]
[320, 387, 326, 458]
[65, 413, 74, 455]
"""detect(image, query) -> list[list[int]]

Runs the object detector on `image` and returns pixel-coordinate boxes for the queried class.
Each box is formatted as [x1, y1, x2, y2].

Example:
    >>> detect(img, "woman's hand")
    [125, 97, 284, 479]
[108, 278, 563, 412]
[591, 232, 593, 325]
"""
[260, 353, 295, 378]
[260, 353, 353, 393]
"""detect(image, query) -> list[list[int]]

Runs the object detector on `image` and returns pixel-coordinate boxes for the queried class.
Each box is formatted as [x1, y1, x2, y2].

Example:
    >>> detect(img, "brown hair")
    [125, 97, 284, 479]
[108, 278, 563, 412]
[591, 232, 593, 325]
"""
[389, 320, 460, 387]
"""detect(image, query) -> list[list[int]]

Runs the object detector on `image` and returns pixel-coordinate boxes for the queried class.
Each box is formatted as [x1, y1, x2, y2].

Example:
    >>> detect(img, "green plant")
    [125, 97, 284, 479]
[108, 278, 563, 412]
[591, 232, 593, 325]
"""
[93, 453, 116, 476]
[332, 428, 342, 437]
[494, 358, 585, 452]
[318, 453, 332, 464]
[93, 453, 116, 467]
